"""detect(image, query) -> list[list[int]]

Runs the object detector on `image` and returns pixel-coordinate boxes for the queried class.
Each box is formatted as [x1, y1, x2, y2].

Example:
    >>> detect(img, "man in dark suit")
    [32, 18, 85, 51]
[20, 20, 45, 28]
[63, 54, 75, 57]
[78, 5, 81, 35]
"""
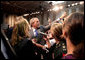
[29, 17, 40, 39]
[29, 17, 50, 41]
[29, 17, 51, 59]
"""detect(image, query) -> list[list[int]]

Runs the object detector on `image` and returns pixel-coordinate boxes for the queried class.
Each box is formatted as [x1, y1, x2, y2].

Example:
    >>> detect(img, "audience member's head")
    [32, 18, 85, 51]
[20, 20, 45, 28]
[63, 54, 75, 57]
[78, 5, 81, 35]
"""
[11, 17, 30, 46]
[62, 12, 84, 59]
[48, 18, 52, 25]
[30, 17, 40, 29]
[50, 23, 63, 41]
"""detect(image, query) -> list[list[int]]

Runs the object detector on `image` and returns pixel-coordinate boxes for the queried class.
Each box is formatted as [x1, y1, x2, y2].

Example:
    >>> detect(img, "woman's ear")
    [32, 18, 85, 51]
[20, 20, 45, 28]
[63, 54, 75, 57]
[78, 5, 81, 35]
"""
[62, 29, 67, 39]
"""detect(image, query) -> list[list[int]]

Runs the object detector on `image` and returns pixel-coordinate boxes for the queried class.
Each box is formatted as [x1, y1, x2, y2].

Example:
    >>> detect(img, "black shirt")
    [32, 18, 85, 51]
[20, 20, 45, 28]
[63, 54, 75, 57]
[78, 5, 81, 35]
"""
[52, 41, 67, 59]
[13, 38, 37, 59]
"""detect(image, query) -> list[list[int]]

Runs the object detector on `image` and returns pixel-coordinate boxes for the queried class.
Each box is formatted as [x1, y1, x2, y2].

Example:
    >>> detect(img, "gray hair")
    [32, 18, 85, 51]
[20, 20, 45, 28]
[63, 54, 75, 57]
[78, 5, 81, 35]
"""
[30, 17, 39, 27]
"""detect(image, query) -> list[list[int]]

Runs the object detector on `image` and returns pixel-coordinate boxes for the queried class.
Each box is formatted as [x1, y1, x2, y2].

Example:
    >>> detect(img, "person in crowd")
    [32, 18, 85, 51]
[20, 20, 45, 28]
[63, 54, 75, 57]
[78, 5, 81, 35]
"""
[48, 18, 52, 25]
[29, 17, 50, 59]
[10, 17, 37, 59]
[29, 12, 68, 59]
[6, 16, 24, 40]
[29, 17, 50, 38]
[49, 23, 67, 59]
[29, 17, 40, 37]
[62, 12, 84, 59]
[3, 15, 17, 40]
[40, 23, 67, 59]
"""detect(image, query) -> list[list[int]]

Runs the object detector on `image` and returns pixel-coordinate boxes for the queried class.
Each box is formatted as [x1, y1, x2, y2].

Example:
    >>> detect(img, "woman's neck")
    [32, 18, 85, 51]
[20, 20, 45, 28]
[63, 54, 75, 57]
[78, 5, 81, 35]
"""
[66, 38, 76, 56]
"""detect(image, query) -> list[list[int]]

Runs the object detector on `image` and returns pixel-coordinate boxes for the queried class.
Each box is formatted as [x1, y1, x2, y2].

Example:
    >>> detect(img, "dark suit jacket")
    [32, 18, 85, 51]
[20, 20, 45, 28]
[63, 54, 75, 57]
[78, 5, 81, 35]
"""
[29, 25, 50, 38]
[39, 25, 50, 33]
[29, 26, 47, 45]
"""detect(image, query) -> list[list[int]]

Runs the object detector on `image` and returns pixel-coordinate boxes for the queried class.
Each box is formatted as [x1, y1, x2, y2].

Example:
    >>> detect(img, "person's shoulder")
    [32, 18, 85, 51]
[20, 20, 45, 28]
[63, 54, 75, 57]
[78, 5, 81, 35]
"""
[24, 38, 31, 41]
[60, 40, 66, 44]
[39, 25, 44, 28]
[21, 38, 31, 43]
[22, 38, 33, 46]
[62, 54, 76, 59]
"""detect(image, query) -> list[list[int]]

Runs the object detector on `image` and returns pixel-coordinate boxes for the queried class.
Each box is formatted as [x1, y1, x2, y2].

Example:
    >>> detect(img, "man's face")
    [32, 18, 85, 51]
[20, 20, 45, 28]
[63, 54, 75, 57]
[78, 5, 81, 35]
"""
[33, 18, 40, 29]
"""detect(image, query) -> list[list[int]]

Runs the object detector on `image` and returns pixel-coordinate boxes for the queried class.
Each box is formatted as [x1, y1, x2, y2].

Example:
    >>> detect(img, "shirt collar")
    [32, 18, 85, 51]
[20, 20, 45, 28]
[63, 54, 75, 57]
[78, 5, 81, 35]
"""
[32, 27, 36, 32]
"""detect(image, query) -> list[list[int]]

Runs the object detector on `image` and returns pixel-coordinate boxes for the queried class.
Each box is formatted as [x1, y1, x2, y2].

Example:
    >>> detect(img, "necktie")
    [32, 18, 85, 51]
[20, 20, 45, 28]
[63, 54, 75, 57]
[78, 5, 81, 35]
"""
[35, 30, 38, 37]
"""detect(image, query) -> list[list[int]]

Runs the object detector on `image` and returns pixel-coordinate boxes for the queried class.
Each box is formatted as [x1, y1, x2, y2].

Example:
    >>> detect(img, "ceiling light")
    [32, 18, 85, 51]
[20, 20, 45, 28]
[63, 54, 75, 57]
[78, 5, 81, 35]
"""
[36, 12, 38, 14]
[53, 6, 59, 11]
[23, 14, 29, 16]
[72, 3, 75, 6]
[48, 10, 50, 11]
[75, 3, 78, 5]
[68, 5, 70, 7]
[46, 1, 64, 5]
[37, 12, 40, 13]
[60, 6, 63, 9]
[50, 9, 52, 11]
[79, 1, 84, 5]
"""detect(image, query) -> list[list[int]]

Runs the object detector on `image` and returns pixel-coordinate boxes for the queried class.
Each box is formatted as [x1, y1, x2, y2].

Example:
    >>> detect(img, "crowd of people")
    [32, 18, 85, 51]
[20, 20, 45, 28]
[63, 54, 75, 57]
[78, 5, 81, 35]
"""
[3, 12, 84, 59]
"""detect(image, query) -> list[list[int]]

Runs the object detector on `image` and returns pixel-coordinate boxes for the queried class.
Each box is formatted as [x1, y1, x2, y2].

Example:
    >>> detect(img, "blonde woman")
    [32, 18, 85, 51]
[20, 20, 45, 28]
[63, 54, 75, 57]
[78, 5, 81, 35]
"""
[11, 17, 36, 59]
[48, 23, 67, 59]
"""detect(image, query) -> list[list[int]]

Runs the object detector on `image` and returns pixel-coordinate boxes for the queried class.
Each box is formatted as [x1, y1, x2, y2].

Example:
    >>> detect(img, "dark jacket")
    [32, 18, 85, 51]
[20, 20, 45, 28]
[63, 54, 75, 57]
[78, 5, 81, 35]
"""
[52, 41, 67, 59]
[13, 38, 37, 59]
[29, 26, 46, 45]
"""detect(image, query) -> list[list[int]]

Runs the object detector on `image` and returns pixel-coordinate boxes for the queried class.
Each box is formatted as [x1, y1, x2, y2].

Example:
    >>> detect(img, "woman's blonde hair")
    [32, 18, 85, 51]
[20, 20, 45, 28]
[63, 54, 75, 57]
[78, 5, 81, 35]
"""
[50, 23, 62, 41]
[11, 17, 30, 46]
